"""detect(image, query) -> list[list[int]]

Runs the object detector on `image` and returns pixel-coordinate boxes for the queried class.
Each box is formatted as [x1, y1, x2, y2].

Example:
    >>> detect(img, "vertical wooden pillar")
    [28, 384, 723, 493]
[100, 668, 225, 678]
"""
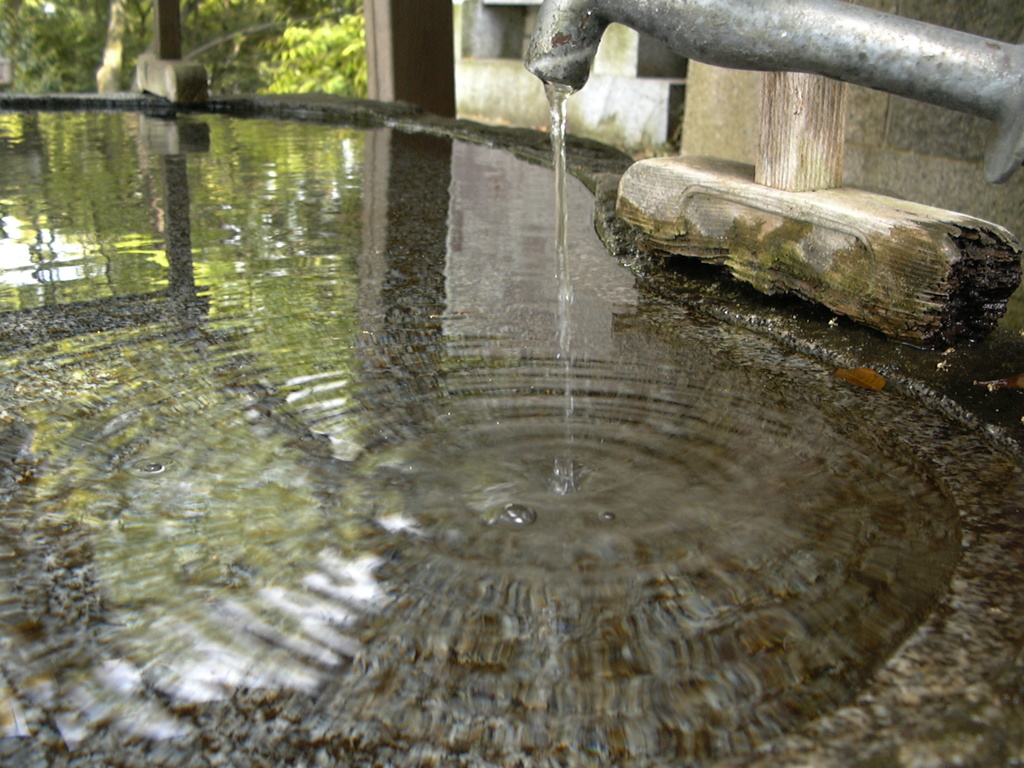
[136, 0, 207, 102]
[153, 0, 182, 60]
[365, 0, 456, 117]
[756, 72, 847, 192]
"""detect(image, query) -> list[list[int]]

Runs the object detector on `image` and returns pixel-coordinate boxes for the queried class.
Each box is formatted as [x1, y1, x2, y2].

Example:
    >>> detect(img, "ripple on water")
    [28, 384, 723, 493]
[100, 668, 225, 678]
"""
[300, 355, 959, 762]
[0, 334, 960, 765]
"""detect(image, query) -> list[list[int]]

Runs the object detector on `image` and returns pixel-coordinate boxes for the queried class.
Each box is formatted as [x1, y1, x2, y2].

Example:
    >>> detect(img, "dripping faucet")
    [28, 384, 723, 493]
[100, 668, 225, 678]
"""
[524, 0, 1024, 183]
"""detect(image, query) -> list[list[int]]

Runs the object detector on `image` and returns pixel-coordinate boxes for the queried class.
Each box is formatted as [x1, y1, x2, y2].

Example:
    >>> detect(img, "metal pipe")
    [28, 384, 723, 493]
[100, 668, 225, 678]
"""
[524, 0, 1024, 183]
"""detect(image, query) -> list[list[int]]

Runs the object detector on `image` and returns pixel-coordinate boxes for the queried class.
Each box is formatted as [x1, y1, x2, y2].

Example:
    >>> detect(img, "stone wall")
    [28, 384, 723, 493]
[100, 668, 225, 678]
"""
[454, 0, 687, 151]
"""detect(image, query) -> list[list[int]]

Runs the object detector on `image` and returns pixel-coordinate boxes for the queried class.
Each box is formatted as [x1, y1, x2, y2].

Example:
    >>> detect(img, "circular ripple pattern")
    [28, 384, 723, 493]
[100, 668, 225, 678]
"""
[1, 344, 960, 767]
[0, 111, 982, 768]
[301, 356, 960, 764]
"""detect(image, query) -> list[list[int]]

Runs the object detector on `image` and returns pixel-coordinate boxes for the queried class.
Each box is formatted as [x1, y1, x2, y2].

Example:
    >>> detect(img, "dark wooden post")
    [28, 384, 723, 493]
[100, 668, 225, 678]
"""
[365, 0, 456, 117]
[153, 0, 182, 60]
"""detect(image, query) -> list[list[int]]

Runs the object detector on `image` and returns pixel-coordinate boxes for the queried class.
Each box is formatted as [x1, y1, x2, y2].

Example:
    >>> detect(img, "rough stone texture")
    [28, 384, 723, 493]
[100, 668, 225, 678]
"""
[894, 0, 1023, 39]
[844, 144, 1024, 235]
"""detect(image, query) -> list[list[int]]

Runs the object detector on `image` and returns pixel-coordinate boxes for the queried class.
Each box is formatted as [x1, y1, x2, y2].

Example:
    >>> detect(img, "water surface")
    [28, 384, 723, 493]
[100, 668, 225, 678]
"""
[0, 112, 962, 766]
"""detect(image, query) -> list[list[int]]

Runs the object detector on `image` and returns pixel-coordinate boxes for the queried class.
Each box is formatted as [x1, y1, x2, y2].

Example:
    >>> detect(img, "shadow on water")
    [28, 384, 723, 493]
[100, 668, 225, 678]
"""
[0, 109, 1021, 766]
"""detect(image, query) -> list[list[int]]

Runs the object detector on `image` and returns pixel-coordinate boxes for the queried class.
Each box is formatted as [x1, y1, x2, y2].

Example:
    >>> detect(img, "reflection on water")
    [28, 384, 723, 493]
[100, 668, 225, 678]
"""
[0, 112, 968, 765]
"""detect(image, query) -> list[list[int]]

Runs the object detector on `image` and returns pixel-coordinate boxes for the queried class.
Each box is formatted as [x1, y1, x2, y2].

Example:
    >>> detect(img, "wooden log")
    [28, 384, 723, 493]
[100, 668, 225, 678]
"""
[135, 53, 208, 104]
[756, 72, 847, 192]
[134, 0, 207, 103]
[616, 156, 1022, 346]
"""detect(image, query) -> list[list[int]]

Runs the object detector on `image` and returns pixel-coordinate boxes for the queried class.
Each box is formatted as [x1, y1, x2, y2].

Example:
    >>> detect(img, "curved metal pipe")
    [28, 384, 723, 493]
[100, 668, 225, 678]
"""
[524, 0, 1024, 183]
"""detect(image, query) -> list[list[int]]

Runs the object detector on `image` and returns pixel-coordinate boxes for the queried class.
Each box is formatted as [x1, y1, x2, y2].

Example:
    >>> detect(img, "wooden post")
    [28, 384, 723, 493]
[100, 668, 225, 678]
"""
[617, 156, 1022, 346]
[135, 0, 207, 102]
[756, 72, 847, 192]
[153, 0, 182, 60]
[615, 71, 1023, 346]
[365, 0, 456, 117]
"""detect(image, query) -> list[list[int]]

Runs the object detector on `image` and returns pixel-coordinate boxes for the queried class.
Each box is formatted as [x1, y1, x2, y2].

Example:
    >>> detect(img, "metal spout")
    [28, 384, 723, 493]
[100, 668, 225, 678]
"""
[525, 0, 1024, 183]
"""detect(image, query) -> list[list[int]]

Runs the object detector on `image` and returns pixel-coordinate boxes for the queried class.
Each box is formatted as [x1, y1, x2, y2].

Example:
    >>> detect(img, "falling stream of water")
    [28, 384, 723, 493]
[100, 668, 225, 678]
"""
[546, 81, 579, 496]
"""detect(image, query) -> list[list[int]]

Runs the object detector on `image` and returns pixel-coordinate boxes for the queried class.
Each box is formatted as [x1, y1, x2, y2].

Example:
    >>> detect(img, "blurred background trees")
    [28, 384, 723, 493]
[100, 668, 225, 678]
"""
[0, 0, 366, 96]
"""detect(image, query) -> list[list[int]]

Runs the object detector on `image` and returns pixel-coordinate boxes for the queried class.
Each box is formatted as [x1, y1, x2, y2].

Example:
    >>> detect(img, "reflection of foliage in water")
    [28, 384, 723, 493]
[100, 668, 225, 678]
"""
[0, 114, 364, 347]
[0, 319, 382, 729]
[0, 112, 376, 733]
[0, 113, 999, 767]
[0, 112, 158, 306]
[2, 111, 372, 652]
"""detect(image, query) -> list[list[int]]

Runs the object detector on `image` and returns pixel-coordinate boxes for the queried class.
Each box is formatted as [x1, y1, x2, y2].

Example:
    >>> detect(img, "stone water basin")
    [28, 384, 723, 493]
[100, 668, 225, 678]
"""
[0, 95, 1021, 767]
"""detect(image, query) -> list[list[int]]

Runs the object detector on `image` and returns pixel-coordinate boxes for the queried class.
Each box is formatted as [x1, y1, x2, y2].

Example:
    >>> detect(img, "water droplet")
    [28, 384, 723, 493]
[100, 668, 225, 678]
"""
[599, 511, 616, 522]
[552, 457, 585, 495]
[131, 459, 168, 475]
[502, 503, 537, 526]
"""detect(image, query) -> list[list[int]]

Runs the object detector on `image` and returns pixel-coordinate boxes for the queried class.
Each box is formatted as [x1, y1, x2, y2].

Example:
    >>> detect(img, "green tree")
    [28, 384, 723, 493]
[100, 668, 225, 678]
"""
[181, 0, 366, 95]
[1, 0, 111, 92]
[0, 0, 366, 96]
[260, 11, 365, 97]
[97, 0, 128, 92]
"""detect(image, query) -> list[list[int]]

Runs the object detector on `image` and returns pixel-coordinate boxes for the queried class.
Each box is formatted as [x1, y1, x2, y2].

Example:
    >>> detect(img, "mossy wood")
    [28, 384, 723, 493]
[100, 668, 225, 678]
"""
[617, 156, 1022, 345]
[135, 53, 208, 104]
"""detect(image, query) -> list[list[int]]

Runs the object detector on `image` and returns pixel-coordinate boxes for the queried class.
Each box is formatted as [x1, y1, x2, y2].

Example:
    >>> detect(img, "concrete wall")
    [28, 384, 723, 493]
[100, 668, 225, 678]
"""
[680, 0, 1024, 236]
[454, 0, 686, 151]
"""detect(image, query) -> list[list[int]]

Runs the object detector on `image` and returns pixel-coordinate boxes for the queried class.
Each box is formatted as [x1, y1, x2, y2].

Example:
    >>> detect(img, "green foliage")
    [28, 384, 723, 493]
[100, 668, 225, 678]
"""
[260, 13, 366, 97]
[0, 0, 367, 95]
[2, 0, 106, 92]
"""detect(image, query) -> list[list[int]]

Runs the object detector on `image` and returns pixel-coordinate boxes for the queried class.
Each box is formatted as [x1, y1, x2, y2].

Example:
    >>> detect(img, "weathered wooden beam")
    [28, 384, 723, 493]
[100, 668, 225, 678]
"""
[617, 156, 1022, 345]
[756, 72, 847, 192]
[152, 0, 181, 60]
[134, 0, 207, 102]
[365, 0, 455, 117]
[135, 53, 208, 103]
